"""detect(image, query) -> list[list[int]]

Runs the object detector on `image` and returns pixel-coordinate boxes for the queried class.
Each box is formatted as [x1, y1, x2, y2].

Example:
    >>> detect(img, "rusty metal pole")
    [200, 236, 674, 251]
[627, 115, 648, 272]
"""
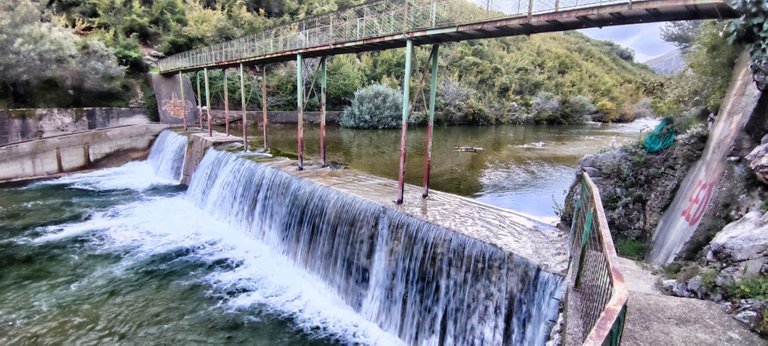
[196, 71, 203, 128]
[423, 44, 439, 198]
[262, 66, 268, 151]
[240, 63, 247, 150]
[396, 39, 413, 205]
[223, 68, 230, 136]
[296, 53, 304, 170]
[320, 57, 327, 167]
[204, 67, 212, 137]
[179, 71, 187, 130]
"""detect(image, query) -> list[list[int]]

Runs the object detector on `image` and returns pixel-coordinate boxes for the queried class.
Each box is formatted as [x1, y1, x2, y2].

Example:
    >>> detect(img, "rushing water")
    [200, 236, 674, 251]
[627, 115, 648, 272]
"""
[237, 119, 657, 217]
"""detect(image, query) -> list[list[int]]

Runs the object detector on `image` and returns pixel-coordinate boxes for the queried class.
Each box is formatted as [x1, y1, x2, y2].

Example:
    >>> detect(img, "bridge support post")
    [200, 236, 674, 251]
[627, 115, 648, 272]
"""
[240, 63, 248, 150]
[320, 57, 328, 167]
[262, 66, 269, 151]
[179, 71, 187, 130]
[296, 53, 304, 170]
[423, 44, 439, 198]
[396, 39, 414, 205]
[196, 72, 203, 128]
[204, 67, 212, 137]
[223, 68, 230, 136]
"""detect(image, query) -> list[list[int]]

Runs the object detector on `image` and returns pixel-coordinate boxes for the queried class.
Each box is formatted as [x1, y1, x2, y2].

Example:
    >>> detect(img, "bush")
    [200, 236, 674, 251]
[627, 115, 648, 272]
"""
[340, 84, 403, 129]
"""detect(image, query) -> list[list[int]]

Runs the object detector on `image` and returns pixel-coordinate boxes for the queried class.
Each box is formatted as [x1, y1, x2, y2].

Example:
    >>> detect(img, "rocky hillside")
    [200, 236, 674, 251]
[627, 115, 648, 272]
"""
[644, 49, 686, 76]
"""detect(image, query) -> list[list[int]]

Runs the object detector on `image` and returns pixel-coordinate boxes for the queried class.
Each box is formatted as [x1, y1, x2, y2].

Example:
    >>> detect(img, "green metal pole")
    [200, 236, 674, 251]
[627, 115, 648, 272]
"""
[262, 66, 268, 151]
[296, 53, 304, 170]
[320, 57, 327, 167]
[223, 68, 230, 136]
[204, 67, 212, 137]
[396, 39, 413, 205]
[422, 44, 439, 198]
[240, 63, 247, 150]
[196, 72, 202, 128]
[179, 71, 187, 130]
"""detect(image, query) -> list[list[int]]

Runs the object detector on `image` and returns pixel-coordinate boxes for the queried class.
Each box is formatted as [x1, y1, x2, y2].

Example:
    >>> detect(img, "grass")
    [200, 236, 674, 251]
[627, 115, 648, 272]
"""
[615, 238, 646, 260]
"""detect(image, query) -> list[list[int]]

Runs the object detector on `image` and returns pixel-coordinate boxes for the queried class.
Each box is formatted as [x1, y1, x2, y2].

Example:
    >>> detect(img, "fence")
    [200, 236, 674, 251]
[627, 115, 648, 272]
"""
[158, 0, 635, 73]
[568, 172, 628, 345]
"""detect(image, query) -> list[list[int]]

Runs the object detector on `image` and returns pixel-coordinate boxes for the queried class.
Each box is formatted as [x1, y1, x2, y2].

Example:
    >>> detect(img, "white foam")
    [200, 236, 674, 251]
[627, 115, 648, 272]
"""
[31, 196, 401, 345]
[35, 161, 178, 191]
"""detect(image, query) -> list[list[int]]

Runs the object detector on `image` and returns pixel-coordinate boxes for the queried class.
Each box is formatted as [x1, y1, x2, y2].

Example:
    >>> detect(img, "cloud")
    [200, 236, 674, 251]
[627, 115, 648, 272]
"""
[580, 23, 677, 62]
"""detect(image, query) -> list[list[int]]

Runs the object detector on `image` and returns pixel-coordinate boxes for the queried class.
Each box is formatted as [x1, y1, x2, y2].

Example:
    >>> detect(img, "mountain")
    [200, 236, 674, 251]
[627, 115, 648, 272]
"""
[644, 49, 686, 75]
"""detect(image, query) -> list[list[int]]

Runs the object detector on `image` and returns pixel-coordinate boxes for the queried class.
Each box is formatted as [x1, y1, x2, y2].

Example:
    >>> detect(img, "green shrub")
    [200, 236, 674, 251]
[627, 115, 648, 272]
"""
[340, 84, 403, 129]
[727, 276, 768, 300]
[615, 238, 646, 260]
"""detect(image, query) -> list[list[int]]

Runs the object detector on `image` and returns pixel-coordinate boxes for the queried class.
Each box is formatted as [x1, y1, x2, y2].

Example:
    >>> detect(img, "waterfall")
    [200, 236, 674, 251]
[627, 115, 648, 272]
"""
[187, 149, 563, 346]
[147, 130, 188, 182]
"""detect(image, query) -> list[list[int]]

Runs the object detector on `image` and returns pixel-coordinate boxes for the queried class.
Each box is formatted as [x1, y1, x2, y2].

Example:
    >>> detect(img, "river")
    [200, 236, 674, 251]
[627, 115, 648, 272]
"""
[243, 119, 658, 217]
[0, 120, 655, 344]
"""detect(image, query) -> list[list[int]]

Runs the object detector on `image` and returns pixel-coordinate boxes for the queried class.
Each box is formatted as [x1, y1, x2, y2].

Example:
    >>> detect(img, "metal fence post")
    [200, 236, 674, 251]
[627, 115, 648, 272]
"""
[196, 71, 203, 128]
[423, 44, 440, 198]
[223, 68, 230, 136]
[320, 57, 328, 167]
[204, 67, 212, 137]
[179, 71, 187, 130]
[240, 63, 247, 150]
[296, 53, 304, 170]
[396, 39, 414, 204]
[262, 66, 269, 151]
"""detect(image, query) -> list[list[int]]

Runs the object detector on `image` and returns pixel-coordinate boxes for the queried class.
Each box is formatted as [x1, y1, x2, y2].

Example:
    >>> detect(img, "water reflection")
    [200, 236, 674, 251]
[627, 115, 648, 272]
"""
[237, 119, 656, 217]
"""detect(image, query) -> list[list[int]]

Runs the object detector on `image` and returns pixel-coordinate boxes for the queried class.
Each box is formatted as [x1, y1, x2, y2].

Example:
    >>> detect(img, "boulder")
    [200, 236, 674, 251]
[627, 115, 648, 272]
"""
[706, 211, 768, 281]
[746, 143, 768, 183]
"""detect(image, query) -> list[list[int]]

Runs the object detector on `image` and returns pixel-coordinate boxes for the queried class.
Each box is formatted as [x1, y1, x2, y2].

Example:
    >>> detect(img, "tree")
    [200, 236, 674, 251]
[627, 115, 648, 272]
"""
[340, 84, 402, 129]
[661, 21, 702, 49]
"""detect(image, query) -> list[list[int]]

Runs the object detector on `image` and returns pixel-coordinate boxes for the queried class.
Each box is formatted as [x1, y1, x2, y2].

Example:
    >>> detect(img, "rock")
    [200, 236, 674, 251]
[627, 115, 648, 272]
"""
[661, 279, 677, 292]
[708, 211, 768, 264]
[688, 276, 704, 298]
[673, 281, 690, 298]
[761, 133, 768, 145]
[746, 143, 768, 183]
[734, 310, 760, 328]
[149, 50, 166, 58]
[583, 166, 601, 178]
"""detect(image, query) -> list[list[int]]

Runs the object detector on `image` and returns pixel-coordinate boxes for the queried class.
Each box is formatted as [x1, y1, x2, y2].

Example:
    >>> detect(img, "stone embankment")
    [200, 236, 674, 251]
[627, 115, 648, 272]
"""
[204, 109, 342, 126]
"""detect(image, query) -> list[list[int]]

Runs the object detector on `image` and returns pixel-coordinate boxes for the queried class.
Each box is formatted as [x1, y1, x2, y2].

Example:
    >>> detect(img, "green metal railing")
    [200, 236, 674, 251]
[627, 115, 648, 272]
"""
[569, 172, 628, 346]
[158, 0, 636, 73]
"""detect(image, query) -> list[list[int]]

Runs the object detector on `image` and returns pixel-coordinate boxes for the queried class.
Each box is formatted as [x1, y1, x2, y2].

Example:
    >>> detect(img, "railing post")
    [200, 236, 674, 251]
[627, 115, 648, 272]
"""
[431, 0, 437, 26]
[179, 71, 187, 130]
[423, 44, 439, 198]
[262, 66, 269, 151]
[555, 0, 561, 11]
[204, 67, 212, 137]
[528, 0, 534, 18]
[240, 63, 248, 150]
[196, 71, 203, 128]
[223, 68, 230, 136]
[296, 53, 304, 170]
[320, 57, 328, 167]
[396, 39, 413, 205]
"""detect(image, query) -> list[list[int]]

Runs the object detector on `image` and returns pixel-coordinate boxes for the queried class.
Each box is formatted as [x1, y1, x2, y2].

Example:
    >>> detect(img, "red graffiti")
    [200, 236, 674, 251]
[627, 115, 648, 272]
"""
[162, 94, 192, 120]
[680, 179, 715, 226]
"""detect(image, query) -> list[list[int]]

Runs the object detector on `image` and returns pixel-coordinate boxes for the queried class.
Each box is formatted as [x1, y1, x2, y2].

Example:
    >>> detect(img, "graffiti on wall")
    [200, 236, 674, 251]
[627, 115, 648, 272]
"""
[680, 179, 716, 227]
[162, 93, 193, 120]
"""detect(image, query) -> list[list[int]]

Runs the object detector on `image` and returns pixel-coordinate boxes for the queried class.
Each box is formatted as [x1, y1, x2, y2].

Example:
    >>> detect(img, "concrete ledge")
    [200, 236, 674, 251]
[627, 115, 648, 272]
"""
[0, 124, 170, 183]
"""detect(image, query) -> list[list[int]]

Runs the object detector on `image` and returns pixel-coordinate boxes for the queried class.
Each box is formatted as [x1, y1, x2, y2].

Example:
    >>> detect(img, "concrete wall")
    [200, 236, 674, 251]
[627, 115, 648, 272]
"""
[0, 124, 170, 183]
[149, 73, 201, 125]
[0, 108, 149, 146]
[180, 131, 243, 185]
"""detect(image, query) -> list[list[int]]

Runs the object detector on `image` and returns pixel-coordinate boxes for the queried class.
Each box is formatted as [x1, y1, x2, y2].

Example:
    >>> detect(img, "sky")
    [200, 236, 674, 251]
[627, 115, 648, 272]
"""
[580, 23, 678, 62]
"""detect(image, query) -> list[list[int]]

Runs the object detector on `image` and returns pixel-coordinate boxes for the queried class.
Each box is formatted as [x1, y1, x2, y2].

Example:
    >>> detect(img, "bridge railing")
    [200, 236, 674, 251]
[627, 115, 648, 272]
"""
[568, 172, 628, 345]
[158, 0, 633, 73]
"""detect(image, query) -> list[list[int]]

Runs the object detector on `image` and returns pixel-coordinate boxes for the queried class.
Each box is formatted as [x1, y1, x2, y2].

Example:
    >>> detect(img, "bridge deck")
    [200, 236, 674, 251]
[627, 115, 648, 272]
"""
[159, 0, 736, 74]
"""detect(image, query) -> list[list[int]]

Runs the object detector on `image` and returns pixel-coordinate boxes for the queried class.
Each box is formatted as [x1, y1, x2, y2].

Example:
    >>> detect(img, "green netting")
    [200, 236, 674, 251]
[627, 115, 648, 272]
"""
[644, 117, 676, 153]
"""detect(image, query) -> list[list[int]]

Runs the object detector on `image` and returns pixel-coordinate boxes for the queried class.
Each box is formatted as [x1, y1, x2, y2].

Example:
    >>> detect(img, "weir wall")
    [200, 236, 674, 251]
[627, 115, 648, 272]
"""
[0, 124, 170, 184]
[176, 130, 568, 344]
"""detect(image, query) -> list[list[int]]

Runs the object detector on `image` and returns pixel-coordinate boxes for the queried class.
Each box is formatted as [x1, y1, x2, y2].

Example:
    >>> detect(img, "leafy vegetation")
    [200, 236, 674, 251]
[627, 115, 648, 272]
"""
[340, 84, 402, 129]
[728, 0, 768, 90]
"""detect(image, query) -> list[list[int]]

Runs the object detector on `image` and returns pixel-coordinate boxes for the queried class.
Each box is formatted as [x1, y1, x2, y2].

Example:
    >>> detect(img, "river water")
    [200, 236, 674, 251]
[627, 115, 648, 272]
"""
[0, 121, 654, 345]
[247, 119, 657, 217]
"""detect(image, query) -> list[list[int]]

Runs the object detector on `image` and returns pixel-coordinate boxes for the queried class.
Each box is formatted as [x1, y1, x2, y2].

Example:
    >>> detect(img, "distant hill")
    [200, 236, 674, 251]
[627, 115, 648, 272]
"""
[644, 49, 686, 75]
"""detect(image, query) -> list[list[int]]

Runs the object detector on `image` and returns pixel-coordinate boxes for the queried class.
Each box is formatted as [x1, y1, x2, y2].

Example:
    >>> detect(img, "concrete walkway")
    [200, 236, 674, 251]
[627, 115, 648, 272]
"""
[618, 258, 766, 345]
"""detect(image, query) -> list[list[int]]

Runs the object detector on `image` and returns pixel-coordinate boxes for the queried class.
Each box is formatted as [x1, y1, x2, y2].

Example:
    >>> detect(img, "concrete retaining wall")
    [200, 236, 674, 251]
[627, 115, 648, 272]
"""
[0, 108, 149, 146]
[0, 124, 170, 183]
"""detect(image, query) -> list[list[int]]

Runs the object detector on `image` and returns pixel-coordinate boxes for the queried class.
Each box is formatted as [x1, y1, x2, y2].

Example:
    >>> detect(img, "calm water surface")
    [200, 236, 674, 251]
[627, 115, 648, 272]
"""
[239, 119, 657, 217]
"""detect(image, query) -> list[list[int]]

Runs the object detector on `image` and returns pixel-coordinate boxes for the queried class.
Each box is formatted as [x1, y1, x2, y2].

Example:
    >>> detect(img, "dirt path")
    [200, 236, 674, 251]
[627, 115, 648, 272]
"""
[617, 257, 766, 345]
